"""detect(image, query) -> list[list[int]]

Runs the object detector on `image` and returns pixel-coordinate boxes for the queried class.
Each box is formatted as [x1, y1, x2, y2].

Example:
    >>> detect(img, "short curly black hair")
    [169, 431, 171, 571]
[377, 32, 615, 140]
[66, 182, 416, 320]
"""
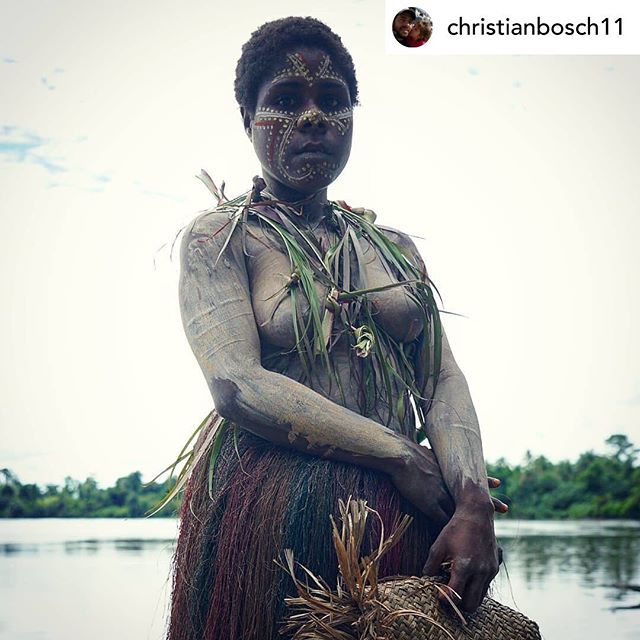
[235, 17, 359, 113]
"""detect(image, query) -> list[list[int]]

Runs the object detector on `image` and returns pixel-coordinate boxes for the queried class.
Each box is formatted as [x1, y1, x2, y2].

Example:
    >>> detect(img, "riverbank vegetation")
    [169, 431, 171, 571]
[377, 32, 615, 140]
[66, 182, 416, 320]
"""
[1, 434, 638, 519]
[487, 434, 640, 519]
[0, 470, 178, 518]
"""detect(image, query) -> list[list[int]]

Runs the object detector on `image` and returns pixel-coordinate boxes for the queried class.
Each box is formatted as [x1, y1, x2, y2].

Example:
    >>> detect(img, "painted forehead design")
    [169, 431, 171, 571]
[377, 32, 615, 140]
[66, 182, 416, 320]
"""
[271, 52, 348, 89]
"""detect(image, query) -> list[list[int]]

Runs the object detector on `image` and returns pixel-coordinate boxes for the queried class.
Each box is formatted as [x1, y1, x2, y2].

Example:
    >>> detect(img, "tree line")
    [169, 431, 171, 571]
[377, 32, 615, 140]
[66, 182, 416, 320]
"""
[2, 434, 639, 519]
[0, 469, 179, 518]
[487, 433, 640, 519]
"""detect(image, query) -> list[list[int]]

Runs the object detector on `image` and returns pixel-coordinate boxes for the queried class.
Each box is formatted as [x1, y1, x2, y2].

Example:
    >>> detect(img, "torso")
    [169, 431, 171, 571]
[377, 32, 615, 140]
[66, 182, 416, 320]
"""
[243, 213, 425, 433]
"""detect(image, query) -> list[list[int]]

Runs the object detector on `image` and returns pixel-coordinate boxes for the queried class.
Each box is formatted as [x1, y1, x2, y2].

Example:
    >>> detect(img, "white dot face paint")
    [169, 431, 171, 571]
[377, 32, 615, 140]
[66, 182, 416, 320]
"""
[251, 47, 354, 194]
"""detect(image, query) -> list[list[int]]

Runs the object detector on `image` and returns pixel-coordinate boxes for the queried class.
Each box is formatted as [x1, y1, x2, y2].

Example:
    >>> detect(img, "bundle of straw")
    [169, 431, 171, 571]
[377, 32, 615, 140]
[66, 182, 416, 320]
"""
[280, 498, 541, 640]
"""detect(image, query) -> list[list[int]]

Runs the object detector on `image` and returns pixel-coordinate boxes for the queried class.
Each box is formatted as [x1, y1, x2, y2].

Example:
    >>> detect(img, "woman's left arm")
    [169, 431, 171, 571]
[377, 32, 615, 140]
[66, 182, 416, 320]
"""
[421, 328, 501, 613]
[386, 227, 501, 612]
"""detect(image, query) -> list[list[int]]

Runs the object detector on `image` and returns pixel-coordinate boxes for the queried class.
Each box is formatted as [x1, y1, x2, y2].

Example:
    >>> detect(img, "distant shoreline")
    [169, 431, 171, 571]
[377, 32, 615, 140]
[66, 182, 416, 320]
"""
[2, 434, 639, 520]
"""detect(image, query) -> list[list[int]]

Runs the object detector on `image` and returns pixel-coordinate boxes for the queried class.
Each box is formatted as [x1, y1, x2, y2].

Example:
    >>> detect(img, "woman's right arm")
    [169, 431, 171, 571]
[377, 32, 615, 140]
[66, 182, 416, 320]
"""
[179, 210, 452, 528]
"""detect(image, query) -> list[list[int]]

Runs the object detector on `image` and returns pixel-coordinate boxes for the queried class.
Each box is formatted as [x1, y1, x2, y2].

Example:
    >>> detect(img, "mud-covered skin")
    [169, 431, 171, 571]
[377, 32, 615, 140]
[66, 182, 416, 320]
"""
[180, 209, 500, 606]
[180, 211, 453, 529]
[249, 218, 423, 350]
[180, 44, 500, 613]
[250, 217, 423, 428]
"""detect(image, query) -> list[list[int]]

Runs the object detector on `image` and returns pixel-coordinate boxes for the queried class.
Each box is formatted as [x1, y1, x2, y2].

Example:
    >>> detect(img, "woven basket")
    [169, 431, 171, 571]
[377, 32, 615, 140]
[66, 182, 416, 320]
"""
[281, 499, 542, 640]
[375, 575, 542, 640]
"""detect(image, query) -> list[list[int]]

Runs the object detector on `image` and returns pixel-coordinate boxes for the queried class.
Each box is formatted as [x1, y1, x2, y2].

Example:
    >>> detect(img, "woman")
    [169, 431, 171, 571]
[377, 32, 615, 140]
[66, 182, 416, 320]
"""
[169, 17, 503, 640]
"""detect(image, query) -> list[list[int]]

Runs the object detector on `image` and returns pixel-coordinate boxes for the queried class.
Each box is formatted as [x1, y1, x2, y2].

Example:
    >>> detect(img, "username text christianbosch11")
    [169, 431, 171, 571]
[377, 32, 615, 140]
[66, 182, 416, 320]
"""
[448, 16, 623, 37]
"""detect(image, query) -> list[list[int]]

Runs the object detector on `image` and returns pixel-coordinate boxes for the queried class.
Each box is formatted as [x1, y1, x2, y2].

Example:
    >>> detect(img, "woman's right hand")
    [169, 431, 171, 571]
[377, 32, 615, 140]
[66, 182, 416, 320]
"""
[390, 442, 509, 533]
[390, 441, 455, 534]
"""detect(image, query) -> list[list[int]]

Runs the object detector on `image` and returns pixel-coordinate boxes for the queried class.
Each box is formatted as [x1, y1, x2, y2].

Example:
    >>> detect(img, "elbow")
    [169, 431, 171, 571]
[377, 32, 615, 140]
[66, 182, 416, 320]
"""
[210, 376, 245, 422]
[209, 368, 267, 423]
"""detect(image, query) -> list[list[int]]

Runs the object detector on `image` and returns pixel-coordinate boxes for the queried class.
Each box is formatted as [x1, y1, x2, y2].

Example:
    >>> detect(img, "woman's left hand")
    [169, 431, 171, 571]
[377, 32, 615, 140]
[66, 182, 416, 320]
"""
[422, 504, 500, 614]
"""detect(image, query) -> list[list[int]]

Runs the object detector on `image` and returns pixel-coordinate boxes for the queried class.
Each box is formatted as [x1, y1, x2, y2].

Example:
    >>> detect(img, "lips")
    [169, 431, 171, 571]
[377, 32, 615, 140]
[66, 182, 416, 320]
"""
[297, 141, 329, 154]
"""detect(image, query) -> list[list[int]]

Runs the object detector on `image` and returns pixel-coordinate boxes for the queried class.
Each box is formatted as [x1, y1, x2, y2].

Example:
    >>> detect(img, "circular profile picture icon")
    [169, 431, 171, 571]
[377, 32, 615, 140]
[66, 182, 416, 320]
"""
[392, 7, 433, 48]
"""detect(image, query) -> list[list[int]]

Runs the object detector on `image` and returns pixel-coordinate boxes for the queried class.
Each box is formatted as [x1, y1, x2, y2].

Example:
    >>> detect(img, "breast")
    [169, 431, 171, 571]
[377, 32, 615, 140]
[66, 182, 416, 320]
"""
[358, 237, 425, 343]
[246, 225, 424, 351]
[247, 242, 297, 349]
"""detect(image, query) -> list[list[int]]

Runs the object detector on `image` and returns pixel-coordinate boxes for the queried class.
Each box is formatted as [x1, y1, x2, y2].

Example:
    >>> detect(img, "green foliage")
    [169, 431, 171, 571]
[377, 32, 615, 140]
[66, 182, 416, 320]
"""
[0, 469, 180, 519]
[487, 434, 640, 520]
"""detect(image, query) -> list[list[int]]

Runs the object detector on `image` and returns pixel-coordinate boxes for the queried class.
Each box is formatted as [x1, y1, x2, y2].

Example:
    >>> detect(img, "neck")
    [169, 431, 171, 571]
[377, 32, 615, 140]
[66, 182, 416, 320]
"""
[262, 175, 329, 224]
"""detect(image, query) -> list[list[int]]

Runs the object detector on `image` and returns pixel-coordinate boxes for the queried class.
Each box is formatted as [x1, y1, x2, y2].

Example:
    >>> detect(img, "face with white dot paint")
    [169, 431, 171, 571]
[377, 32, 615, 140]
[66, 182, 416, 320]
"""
[248, 46, 354, 196]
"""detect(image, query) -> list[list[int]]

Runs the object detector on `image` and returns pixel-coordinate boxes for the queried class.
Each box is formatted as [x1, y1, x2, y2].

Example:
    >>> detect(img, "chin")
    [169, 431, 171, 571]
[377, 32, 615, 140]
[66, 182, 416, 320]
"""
[278, 160, 345, 192]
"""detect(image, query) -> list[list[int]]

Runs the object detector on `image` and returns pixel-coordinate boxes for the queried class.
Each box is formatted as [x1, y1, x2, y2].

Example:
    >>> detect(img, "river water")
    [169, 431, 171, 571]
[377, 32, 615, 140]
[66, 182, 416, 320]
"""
[0, 519, 638, 640]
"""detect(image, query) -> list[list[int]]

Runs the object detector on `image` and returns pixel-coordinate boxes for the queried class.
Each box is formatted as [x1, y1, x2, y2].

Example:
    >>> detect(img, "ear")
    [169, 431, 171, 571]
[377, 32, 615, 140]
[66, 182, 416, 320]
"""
[240, 106, 253, 140]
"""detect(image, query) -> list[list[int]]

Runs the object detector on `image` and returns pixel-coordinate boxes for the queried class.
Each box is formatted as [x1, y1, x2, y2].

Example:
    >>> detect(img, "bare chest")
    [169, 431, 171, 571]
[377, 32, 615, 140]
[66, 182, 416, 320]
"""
[244, 222, 424, 351]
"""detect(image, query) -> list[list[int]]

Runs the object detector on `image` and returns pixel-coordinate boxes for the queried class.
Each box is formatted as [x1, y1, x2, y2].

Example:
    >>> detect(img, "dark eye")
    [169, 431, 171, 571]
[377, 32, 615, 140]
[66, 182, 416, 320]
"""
[275, 94, 297, 109]
[321, 95, 341, 111]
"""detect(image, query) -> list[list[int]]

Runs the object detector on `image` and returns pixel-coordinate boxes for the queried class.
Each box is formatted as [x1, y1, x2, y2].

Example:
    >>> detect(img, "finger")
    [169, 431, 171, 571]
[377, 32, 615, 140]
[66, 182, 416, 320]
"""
[423, 542, 445, 576]
[461, 574, 488, 613]
[441, 565, 468, 610]
[491, 497, 509, 514]
[487, 476, 501, 489]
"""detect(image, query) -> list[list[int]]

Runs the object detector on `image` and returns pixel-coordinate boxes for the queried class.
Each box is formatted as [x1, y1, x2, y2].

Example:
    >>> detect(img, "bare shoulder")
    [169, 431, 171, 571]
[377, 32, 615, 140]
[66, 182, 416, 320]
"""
[178, 206, 250, 279]
[184, 207, 273, 247]
[185, 207, 235, 238]
[376, 224, 427, 273]
[377, 224, 418, 251]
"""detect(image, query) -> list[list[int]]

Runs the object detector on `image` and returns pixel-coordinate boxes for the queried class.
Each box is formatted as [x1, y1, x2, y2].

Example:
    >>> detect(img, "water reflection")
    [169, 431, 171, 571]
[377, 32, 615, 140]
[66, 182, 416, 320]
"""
[0, 543, 39, 554]
[499, 530, 640, 588]
[64, 539, 100, 555]
[494, 522, 640, 627]
[0, 538, 175, 556]
[0, 519, 638, 640]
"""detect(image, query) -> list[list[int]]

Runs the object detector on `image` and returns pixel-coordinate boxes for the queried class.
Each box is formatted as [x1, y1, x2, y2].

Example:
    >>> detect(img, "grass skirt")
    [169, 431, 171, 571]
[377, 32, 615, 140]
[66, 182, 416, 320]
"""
[167, 425, 436, 640]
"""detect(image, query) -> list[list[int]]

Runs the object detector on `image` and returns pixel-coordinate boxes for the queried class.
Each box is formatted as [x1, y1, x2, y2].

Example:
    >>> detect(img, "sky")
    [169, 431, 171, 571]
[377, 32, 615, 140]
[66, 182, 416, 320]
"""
[1, 0, 639, 487]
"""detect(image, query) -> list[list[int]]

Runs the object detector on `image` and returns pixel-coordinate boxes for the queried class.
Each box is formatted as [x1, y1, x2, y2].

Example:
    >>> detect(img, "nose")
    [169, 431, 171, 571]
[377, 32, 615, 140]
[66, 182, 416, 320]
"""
[295, 109, 327, 133]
